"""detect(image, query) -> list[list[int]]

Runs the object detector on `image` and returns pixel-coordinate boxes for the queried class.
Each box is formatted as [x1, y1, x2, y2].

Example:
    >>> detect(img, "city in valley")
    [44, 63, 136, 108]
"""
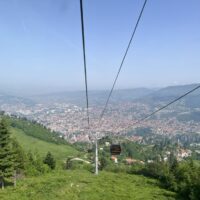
[1, 86, 200, 143]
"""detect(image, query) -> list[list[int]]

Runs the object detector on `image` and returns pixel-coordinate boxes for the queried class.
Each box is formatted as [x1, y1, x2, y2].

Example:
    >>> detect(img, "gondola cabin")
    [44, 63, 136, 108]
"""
[110, 144, 121, 155]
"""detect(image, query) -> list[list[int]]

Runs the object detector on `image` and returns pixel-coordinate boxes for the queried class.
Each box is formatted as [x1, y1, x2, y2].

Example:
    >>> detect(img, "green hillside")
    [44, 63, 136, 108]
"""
[1, 116, 195, 199]
[0, 115, 80, 167]
[0, 170, 177, 200]
[8, 116, 69, 145]
[10, 128, 78, 163]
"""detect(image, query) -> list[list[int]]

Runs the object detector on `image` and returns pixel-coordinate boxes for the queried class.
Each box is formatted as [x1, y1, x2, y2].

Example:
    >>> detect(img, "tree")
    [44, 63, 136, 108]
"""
[65, 157, 73, 169]
[43, 152, 56, 170]
[12, 139, 26, 187]
[0, 111, 5, 116]
[0, 119, 14, 189]
[168, 152, 178, 173]
[99, 156, 110, 170]
[12, 139, 25, 171]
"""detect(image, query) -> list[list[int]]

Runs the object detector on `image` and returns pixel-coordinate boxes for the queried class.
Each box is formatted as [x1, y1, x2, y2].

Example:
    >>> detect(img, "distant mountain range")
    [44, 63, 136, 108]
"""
[135, 83, 200, 109]
[1, 83, 200, 109]
[0, 93, 35, 106]
[30, 88, 155, 105]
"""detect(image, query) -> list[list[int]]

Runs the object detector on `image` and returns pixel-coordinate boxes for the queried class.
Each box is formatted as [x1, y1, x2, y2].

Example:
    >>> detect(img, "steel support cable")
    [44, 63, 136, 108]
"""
[80, 0, 90, 127]
[98, 0, 148, 126]
[130, 84, 200, 127]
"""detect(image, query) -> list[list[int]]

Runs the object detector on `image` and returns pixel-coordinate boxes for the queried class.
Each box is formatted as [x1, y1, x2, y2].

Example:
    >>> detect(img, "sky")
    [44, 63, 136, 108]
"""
[0, 0, 200, 95]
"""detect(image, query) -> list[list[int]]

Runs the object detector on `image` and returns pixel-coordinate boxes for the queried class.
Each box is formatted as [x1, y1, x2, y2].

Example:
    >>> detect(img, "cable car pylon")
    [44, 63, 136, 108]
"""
[95, 135, 98, 175]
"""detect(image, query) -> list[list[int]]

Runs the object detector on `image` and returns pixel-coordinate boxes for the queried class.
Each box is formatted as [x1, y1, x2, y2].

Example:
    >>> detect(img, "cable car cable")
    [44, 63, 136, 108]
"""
[131, 84, 200, 126]
[98, 0, 148, 125]
[80, 0, 90, 127]
[110, 85, 200, 155]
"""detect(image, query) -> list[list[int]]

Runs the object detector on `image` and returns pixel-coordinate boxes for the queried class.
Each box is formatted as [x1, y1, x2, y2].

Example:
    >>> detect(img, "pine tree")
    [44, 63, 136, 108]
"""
[43, 152, 56, 170]
[0, 119, 14, 189]
[12, 139, 26, 187]
[12, 139, 25, 171]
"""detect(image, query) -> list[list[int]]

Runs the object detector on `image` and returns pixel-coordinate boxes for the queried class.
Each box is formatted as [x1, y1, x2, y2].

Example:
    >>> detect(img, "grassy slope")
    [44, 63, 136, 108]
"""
[0, 170, 177, 200]
[1, 120, 178, 199]
[10, 127, 79, 163]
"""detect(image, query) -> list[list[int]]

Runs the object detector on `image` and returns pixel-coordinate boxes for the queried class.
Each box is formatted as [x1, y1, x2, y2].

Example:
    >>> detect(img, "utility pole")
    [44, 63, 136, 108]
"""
[95, 132, 99, 175]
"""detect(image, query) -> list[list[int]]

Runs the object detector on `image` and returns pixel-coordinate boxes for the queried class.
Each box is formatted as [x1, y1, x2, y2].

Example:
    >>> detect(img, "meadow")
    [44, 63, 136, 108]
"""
[11, 127, 79, 165]
[0, 170, 177, 200]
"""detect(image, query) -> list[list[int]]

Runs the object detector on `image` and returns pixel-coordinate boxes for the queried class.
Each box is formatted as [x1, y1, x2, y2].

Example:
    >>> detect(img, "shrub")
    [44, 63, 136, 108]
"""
[43, 152, 56, 170]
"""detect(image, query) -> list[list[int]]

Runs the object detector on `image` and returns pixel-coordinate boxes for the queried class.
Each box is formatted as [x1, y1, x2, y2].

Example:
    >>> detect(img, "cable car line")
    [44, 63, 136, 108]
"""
[131, 84, 200, 127]
[80, 0, 90, 127]
[78, 0, 199, 171]
[109, 84, 200, 156]
[98, 0, 148, 125]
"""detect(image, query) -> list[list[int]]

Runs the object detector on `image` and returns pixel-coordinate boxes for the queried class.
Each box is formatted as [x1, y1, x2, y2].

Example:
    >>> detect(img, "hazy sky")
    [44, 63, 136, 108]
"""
[0, 0, 200, 95]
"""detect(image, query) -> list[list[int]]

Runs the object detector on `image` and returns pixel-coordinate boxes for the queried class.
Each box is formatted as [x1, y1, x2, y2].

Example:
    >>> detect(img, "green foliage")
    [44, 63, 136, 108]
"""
[0, 170, 177, 200]
[25, 152, 50, 176]
[11, 139, 26, 171]
[73, 142, 92, 152]
[99, 156, 111, 170]
[64, 158, 93, 172]
[8, 116, 68, 145]
[0, 111, 5, 116]
[120, 141, 145, 160]
[174, 161, 200, 200]
[130, 158, 200, 200]
[1, 114, 199, 199]
[43, 152, 56, 170]
[127, 163, 145, 174]
[104, 163, 128, 173]
[10, 127, 78, 167]
[6, 115, 79, 169]
[0, 119, 15, 188]
[98, 136, 113, 145]
[65, 157, 73, 170]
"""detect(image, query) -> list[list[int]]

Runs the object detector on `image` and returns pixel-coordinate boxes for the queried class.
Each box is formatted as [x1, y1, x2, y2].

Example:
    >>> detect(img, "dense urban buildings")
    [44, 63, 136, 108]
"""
[1, 98, 200, 143]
